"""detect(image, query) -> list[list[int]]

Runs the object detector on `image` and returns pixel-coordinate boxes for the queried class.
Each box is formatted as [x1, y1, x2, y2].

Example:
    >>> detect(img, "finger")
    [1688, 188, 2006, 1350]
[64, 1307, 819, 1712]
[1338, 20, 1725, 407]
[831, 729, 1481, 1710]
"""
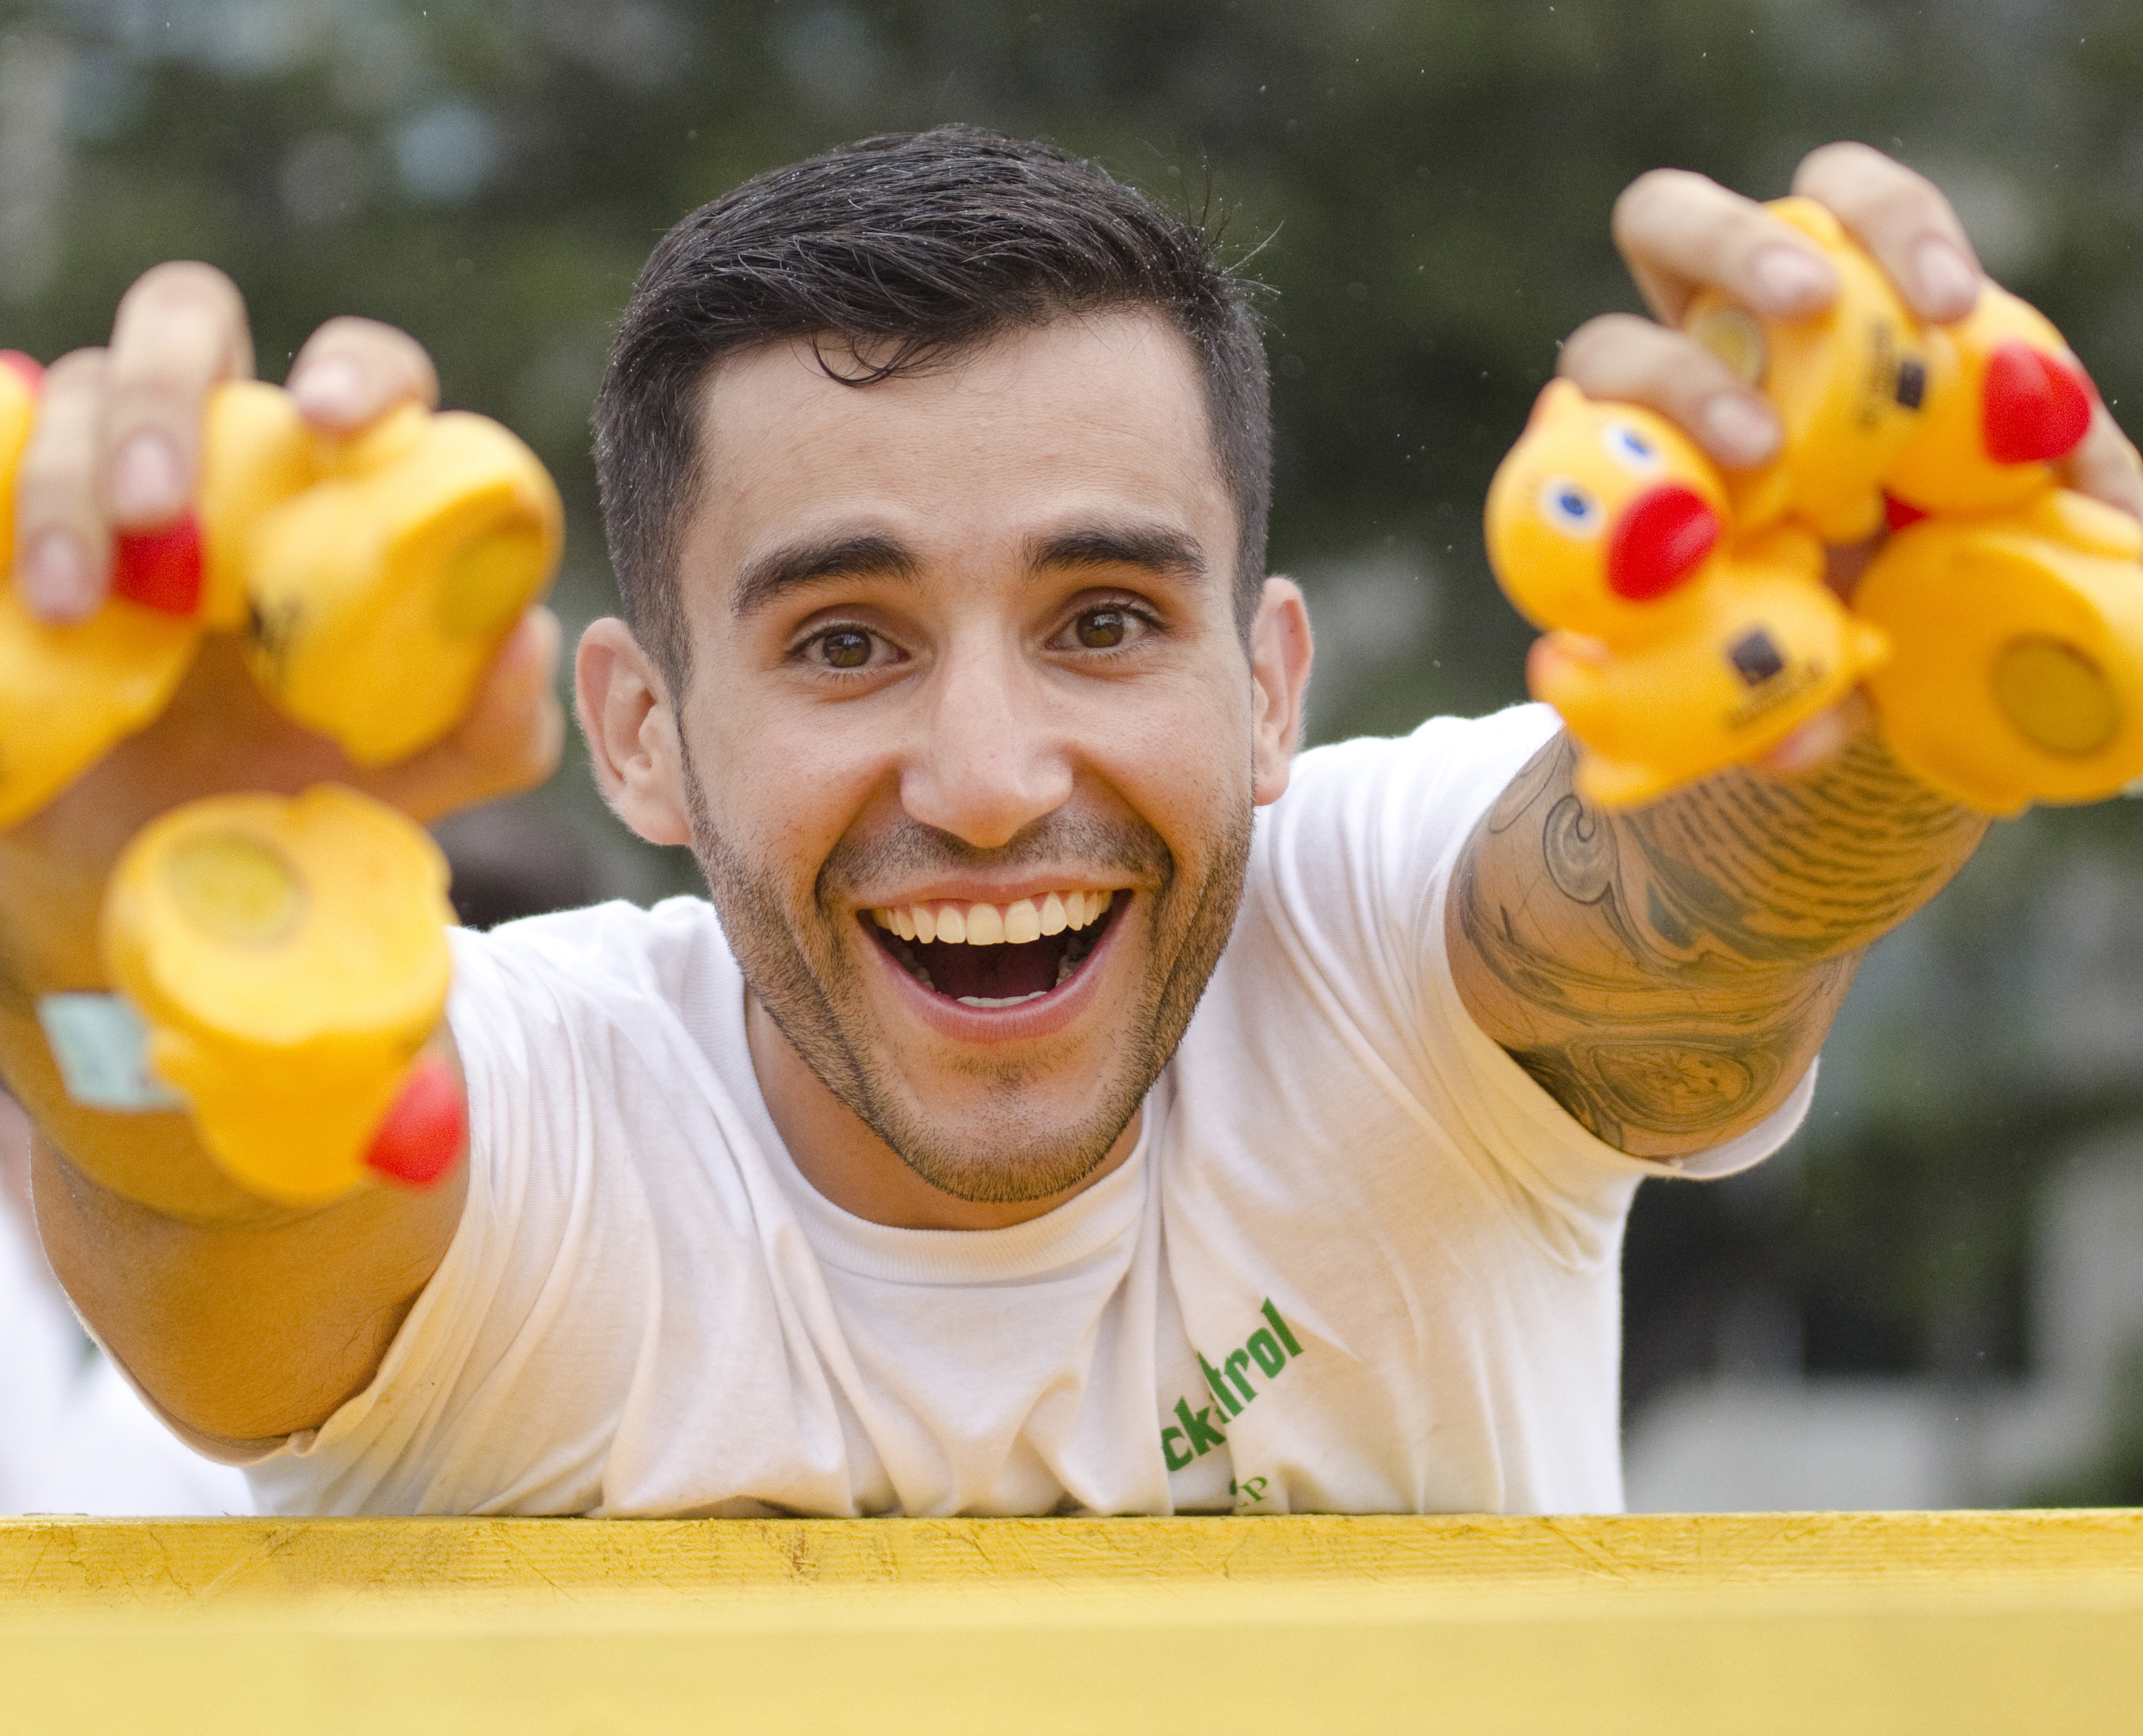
[287, 317, 440, 432]
[1559, 312, 1782, 471]
[101, 262, 254, 532]
[1791, 142, 1982, 323]
[2058, 404, 2143, 523]
[1612, 167, 1839, 327]
[1754, 691, 1874, 779]
[471, 606, 568, 794]
[12, 349, 116, 620]
[361, 607, 565, 824]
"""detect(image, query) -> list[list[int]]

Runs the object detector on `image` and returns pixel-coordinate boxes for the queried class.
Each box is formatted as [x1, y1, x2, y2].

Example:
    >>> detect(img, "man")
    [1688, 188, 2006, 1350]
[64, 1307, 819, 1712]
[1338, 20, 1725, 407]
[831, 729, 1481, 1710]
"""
[4, 131, 2137, 1515]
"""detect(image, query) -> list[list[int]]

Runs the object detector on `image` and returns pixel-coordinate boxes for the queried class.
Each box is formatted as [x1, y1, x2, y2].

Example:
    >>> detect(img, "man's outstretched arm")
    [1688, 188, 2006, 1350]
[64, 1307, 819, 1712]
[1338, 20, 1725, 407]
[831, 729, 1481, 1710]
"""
[1449, 719, 1982, 1156]
[0, 269, 563, 1442]
[1449, 144, 2142, 1158]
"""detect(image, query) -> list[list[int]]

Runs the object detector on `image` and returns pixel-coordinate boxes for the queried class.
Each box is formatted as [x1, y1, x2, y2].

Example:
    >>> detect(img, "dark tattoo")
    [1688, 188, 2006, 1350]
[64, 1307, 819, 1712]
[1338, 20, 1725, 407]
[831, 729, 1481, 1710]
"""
[1452, 728, 1987, 1154]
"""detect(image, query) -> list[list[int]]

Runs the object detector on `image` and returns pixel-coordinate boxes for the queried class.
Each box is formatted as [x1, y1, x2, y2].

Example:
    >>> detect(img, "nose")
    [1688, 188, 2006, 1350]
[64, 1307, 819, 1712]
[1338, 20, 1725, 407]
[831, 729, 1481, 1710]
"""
[898, 640, 1075, 850]
[1607, 484, 1719, 601]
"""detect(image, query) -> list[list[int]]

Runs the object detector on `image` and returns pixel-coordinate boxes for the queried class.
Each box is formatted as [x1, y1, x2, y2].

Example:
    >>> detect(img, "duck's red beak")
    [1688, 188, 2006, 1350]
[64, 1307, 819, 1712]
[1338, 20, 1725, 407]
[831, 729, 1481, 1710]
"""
[111, 514, 204, 616]
[1607, 484, 1719, 601]
[1982, 341, 2095, 465]
[364, 1054, 466, 1187]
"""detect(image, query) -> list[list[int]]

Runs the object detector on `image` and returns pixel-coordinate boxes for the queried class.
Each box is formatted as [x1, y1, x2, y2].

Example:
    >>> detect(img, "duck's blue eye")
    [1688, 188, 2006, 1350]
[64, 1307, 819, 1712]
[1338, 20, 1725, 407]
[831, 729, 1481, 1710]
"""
[1538, 475, 1603, 537]
[1602, 421, 1664, 475]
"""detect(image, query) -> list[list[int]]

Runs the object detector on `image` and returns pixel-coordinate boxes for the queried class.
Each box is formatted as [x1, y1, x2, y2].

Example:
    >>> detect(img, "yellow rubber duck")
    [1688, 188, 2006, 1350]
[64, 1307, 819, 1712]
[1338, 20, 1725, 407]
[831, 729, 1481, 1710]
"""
[1852, 267, 2142, 812]
[101, 785, 461, 1207]
[1856, 489, 2143, 814]
[242, 399, 564, 764]
[0, 356, 201, 829]
[1884, 281, 2097, 519]
[0, 372, 563, 827]
[1682, 197, 1944, 545]
[1486, 379, 1889, 809]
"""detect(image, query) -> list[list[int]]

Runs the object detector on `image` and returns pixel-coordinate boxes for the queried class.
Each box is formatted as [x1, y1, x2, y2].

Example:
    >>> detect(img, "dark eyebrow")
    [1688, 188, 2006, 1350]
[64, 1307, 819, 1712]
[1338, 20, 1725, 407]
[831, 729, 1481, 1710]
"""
[1028, 523, 1211, 586]
[731, 532, 921, 617]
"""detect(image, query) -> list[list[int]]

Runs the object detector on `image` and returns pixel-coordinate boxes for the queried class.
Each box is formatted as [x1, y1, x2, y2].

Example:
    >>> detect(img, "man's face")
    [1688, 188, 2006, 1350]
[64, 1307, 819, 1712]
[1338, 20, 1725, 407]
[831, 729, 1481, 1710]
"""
[665, 311, 1301, 1205]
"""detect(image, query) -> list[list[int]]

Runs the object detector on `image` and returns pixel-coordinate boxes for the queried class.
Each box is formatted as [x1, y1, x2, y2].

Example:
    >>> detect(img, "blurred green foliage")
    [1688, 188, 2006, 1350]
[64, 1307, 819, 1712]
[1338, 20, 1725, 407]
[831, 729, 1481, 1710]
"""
[9, 0, 2143, 1496]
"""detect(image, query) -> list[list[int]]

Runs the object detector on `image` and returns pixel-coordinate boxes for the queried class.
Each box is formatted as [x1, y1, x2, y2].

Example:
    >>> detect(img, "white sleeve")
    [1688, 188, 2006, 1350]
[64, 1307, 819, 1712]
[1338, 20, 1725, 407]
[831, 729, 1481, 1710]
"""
[1262, 705, 1814, 1219]
[243, 914, 660, 1517]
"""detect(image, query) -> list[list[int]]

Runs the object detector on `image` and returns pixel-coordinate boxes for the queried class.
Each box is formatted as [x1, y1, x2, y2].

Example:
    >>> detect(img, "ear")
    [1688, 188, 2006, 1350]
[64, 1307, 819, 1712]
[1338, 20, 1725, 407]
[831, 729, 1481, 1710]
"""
[574, 617, 692, 847]
[1248, 577, 1314, 807]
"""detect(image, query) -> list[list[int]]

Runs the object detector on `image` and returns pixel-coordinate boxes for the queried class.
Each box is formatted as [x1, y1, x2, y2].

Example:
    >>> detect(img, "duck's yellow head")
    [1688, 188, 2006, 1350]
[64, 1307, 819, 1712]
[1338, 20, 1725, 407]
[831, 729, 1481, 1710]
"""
[1886, 281, 2097, 519]
[1486, 379, 1729, 641]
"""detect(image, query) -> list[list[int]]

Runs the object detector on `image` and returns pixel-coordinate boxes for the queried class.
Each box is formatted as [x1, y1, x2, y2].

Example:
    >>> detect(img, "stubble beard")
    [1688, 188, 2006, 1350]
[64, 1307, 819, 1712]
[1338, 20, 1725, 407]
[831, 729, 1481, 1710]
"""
[680, 747, 1254, 1204]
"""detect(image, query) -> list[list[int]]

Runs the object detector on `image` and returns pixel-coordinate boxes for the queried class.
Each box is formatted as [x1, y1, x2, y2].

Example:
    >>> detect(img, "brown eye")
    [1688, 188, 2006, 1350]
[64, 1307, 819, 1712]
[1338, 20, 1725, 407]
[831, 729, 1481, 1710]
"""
[1075, 609, 1129, 649]
[820, 629, 872, 669]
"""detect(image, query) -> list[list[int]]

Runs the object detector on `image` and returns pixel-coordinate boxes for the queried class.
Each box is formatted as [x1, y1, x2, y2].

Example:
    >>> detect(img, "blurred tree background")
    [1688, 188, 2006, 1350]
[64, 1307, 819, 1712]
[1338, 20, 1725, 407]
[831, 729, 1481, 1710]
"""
[9, 0, 2143, 1502]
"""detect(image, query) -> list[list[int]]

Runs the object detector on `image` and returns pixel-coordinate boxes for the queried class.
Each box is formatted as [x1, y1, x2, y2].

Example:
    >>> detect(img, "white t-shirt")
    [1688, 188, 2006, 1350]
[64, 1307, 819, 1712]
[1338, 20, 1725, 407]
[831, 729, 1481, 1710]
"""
[247, 704, 1810, 1518]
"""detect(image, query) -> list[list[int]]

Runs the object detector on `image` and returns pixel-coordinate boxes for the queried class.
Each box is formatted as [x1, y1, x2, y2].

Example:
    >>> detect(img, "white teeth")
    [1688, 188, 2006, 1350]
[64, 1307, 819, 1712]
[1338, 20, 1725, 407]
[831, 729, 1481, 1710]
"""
[868, 890, 1121, 946]
[1069, 890, 1110, 929]
[956, 992, 1046, 1007]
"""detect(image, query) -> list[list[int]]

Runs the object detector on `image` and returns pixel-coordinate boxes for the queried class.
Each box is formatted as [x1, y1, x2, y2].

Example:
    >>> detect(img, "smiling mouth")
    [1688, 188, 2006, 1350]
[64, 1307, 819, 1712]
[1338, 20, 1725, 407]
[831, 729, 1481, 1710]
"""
[865, 890, 1122, 1007]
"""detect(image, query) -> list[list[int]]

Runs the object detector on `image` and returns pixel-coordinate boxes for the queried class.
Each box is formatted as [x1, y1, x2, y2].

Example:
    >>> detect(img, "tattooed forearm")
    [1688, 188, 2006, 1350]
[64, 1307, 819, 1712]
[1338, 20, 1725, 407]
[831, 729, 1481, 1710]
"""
[1448, 724, 1987, 1156]
[1511, 1037, 1792, 1154]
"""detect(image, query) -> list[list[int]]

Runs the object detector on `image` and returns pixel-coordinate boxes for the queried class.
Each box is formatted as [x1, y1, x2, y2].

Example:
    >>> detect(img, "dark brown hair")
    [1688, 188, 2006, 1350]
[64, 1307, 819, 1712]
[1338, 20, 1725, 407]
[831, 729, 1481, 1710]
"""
[593, 125, 1271, 694]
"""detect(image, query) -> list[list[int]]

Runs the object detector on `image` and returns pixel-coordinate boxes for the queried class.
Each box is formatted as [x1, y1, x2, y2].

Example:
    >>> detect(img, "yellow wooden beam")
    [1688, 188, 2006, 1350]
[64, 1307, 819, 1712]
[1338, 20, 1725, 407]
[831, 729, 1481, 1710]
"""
[4, 1513, 2141, 1733]
[7, 1508, 2143, 1607]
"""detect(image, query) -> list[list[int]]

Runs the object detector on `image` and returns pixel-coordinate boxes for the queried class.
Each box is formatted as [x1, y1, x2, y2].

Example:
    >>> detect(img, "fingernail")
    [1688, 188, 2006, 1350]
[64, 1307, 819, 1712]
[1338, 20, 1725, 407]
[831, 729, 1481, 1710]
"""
[1912, 237, 1979, 320]
[19, 529, 94, 620]
[290, 356, 364, 422]
[1750, 245, 1835, 315]
[1701, 392, 1779, 468]
[109, 431, 186, 522]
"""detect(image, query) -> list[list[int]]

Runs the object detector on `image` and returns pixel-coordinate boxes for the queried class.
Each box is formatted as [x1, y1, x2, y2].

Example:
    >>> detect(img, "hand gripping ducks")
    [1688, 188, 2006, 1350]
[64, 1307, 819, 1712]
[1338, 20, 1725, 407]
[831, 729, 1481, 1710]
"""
[0, 359, 564, 824]
[1487, 197, 2140, 815]
[1, 354, 563, 1205]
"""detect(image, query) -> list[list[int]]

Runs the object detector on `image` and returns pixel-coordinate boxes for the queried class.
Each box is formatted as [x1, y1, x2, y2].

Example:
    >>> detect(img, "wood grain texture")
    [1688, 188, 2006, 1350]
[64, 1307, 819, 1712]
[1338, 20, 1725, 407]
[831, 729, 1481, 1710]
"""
[5, 1513, 2142, 1732]
[7, 1509, 2143, 1607]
